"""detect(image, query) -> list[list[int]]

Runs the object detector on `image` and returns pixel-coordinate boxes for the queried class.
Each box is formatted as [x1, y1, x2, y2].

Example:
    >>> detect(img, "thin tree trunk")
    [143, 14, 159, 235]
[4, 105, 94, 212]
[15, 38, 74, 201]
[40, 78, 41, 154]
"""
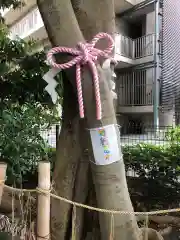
[51, 75, 93, 240]
[72, 118, 92, 240]
[37, 0, 163, 239]
[51, 76, 84, 239]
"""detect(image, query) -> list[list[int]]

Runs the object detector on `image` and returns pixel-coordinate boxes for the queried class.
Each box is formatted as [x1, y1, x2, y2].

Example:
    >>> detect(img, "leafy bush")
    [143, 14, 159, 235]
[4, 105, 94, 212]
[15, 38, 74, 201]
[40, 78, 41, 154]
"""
[123, 125, 180, 183]
[165, 125, 180, 143]
[123, 143, 180, 184]
[0, 103, 58, 185]
[123, 143, 180, 210]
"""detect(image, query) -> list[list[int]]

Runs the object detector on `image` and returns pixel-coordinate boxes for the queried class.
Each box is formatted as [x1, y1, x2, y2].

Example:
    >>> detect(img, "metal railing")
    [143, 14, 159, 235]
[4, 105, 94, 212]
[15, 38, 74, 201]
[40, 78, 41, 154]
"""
[42, 124, 175, 148]
[10, 8, 44, 39]
[134, 34, 155, 59]
[115, 33, 155, 59]
[117, 69, 154, 106]
[115, 34, 134, 58]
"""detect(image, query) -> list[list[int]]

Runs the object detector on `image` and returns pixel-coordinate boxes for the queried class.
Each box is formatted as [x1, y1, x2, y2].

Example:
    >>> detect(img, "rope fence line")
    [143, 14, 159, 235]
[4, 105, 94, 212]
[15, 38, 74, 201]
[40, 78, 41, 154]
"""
[2, 183, 180, 216]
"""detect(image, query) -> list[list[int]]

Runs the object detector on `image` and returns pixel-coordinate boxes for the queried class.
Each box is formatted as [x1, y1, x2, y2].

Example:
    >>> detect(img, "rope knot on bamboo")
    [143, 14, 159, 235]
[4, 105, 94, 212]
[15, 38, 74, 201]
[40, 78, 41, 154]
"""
[47, 32, 116, 120]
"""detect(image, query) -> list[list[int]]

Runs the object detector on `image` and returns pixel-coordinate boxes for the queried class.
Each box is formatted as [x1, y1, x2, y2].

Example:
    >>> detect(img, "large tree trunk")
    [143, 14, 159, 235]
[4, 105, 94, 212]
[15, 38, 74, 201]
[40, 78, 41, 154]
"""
[37, 0, 163, 239]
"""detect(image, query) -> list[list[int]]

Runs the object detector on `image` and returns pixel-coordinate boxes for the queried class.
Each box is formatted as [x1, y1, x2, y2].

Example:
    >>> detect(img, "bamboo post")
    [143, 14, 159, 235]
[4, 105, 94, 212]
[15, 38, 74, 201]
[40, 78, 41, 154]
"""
[37, 161, 51, 240]
[0, 162, 7, 205]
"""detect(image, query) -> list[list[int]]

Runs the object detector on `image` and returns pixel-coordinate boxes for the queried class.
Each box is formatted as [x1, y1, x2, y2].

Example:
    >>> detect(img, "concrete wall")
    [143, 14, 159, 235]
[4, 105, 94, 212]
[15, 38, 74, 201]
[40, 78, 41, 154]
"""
[116, 17, 131, 36]
[116, 114, 129, 127]
[135, 0, 146, 4]
[139, 111, 175, 127]
[159, 110, 175, 127]
[146, 11, 155, 34]
[117, 110, 175, 132]
[145, 12, 155, 114]
[123, 0, 145, 5]
[142, 16, 146, 36]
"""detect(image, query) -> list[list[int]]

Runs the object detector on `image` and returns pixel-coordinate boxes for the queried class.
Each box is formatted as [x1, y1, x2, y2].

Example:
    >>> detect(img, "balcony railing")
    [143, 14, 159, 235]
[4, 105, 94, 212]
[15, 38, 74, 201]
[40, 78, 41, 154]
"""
[117, 69, 153, 106]
[115, 33, 155, 59]
[10, 8, 44, 39]
[134, 34, 154, 58]
[115, 35, 134, 58]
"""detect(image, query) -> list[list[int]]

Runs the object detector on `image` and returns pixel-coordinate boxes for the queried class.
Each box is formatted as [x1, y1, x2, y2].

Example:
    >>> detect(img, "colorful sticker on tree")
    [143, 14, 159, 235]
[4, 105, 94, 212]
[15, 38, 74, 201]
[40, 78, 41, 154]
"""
[98, 128, 110, 161]
[90, 124, 121, 165]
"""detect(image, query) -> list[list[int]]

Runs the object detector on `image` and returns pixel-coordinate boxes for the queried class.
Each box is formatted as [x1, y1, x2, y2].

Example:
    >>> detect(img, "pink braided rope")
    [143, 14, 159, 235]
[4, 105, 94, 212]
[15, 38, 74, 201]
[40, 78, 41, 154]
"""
[47, 32, 115, 120]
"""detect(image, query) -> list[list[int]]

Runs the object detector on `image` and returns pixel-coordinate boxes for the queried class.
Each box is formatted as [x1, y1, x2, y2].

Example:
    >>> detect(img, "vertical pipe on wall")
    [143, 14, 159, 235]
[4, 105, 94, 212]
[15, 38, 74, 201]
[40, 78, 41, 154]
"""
[153, 0, 160, 129]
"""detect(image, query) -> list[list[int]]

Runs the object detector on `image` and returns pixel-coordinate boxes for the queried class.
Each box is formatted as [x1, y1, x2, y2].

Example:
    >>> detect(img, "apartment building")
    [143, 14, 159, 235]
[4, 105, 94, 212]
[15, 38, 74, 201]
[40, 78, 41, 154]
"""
[2, 0, 178, 134]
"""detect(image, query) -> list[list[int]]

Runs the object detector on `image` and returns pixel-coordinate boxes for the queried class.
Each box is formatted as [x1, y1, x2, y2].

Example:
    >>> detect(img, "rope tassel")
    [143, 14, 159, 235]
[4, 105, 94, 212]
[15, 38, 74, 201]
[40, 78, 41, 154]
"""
[46, 32, 116, 120]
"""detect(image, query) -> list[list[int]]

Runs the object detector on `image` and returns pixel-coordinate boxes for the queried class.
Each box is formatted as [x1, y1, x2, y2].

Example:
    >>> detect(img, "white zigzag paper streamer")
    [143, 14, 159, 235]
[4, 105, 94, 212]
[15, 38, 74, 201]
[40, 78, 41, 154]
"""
[102, 59, 117, 99]
[43, 68, 61, 104]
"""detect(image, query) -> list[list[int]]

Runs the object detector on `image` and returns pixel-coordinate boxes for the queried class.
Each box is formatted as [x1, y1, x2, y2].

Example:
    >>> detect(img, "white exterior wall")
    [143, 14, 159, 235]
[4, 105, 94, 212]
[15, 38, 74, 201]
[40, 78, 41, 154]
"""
[146, 12, 155, 34]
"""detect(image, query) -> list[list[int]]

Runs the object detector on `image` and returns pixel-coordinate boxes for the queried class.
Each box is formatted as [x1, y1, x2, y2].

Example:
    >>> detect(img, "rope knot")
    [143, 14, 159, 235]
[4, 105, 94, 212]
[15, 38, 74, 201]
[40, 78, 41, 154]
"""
[77, 42, 98, 64]
[46, 32, 115, 120]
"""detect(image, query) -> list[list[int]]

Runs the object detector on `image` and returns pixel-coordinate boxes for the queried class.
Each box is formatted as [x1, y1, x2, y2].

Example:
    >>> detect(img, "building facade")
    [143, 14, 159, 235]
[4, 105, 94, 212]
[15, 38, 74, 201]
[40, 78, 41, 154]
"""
[2, 0, 177, 134]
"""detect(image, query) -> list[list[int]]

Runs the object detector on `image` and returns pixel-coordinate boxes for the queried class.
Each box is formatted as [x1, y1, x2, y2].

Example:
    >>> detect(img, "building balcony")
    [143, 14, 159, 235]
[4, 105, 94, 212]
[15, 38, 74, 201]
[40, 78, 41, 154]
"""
[9, 8, 47, 41]
[115, 33, 155, 68]
[1, 0, 36, 25]
[2, 0, 142, 25]
[9, 6, 155, 68]
[116, 68, 154, 113]
[115, 0, 146, 14]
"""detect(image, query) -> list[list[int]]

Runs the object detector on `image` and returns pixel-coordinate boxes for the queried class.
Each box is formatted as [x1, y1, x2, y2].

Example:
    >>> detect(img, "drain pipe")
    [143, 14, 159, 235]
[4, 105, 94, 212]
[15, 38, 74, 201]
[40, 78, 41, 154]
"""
[153, 0, 160, 130]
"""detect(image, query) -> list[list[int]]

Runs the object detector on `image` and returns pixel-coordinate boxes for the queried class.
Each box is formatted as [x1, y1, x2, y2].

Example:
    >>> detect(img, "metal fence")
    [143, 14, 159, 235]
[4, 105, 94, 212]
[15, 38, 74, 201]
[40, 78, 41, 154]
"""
[115, 34, 134, 58]
[41, 124, 177, 179]
[134, 33, 155, 59]
[115, 33, 154, 59]
[40, 125, 60, 148]
[117, 68, 153, 106]
[41, 124, 175, 148]
[120, 125, 172, 146]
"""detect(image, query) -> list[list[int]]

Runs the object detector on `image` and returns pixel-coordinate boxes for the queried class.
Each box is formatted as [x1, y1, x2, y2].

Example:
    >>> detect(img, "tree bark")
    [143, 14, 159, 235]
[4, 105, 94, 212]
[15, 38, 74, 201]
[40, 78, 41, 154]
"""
[138, 215, 180, 226]
[141, 228, 164, 240]
[51, 76, 83, 240]
[37, 0, 163, 239]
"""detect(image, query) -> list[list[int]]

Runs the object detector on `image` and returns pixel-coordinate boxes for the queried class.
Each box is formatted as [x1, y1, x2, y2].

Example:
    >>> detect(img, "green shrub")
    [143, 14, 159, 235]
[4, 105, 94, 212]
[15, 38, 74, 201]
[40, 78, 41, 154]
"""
[0, 103, 58, 185]
[165, 125, 180, 143]
[123, 143, 180, 184]
[123, 143, 180, 210]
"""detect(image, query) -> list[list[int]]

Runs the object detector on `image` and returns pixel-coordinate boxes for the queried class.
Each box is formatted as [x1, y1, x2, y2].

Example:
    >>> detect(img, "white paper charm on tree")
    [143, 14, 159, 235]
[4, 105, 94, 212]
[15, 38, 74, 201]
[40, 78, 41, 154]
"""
[102, 59, 117, 99]
[43, 68, 61, 104]
[90, 124, 121, 165]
